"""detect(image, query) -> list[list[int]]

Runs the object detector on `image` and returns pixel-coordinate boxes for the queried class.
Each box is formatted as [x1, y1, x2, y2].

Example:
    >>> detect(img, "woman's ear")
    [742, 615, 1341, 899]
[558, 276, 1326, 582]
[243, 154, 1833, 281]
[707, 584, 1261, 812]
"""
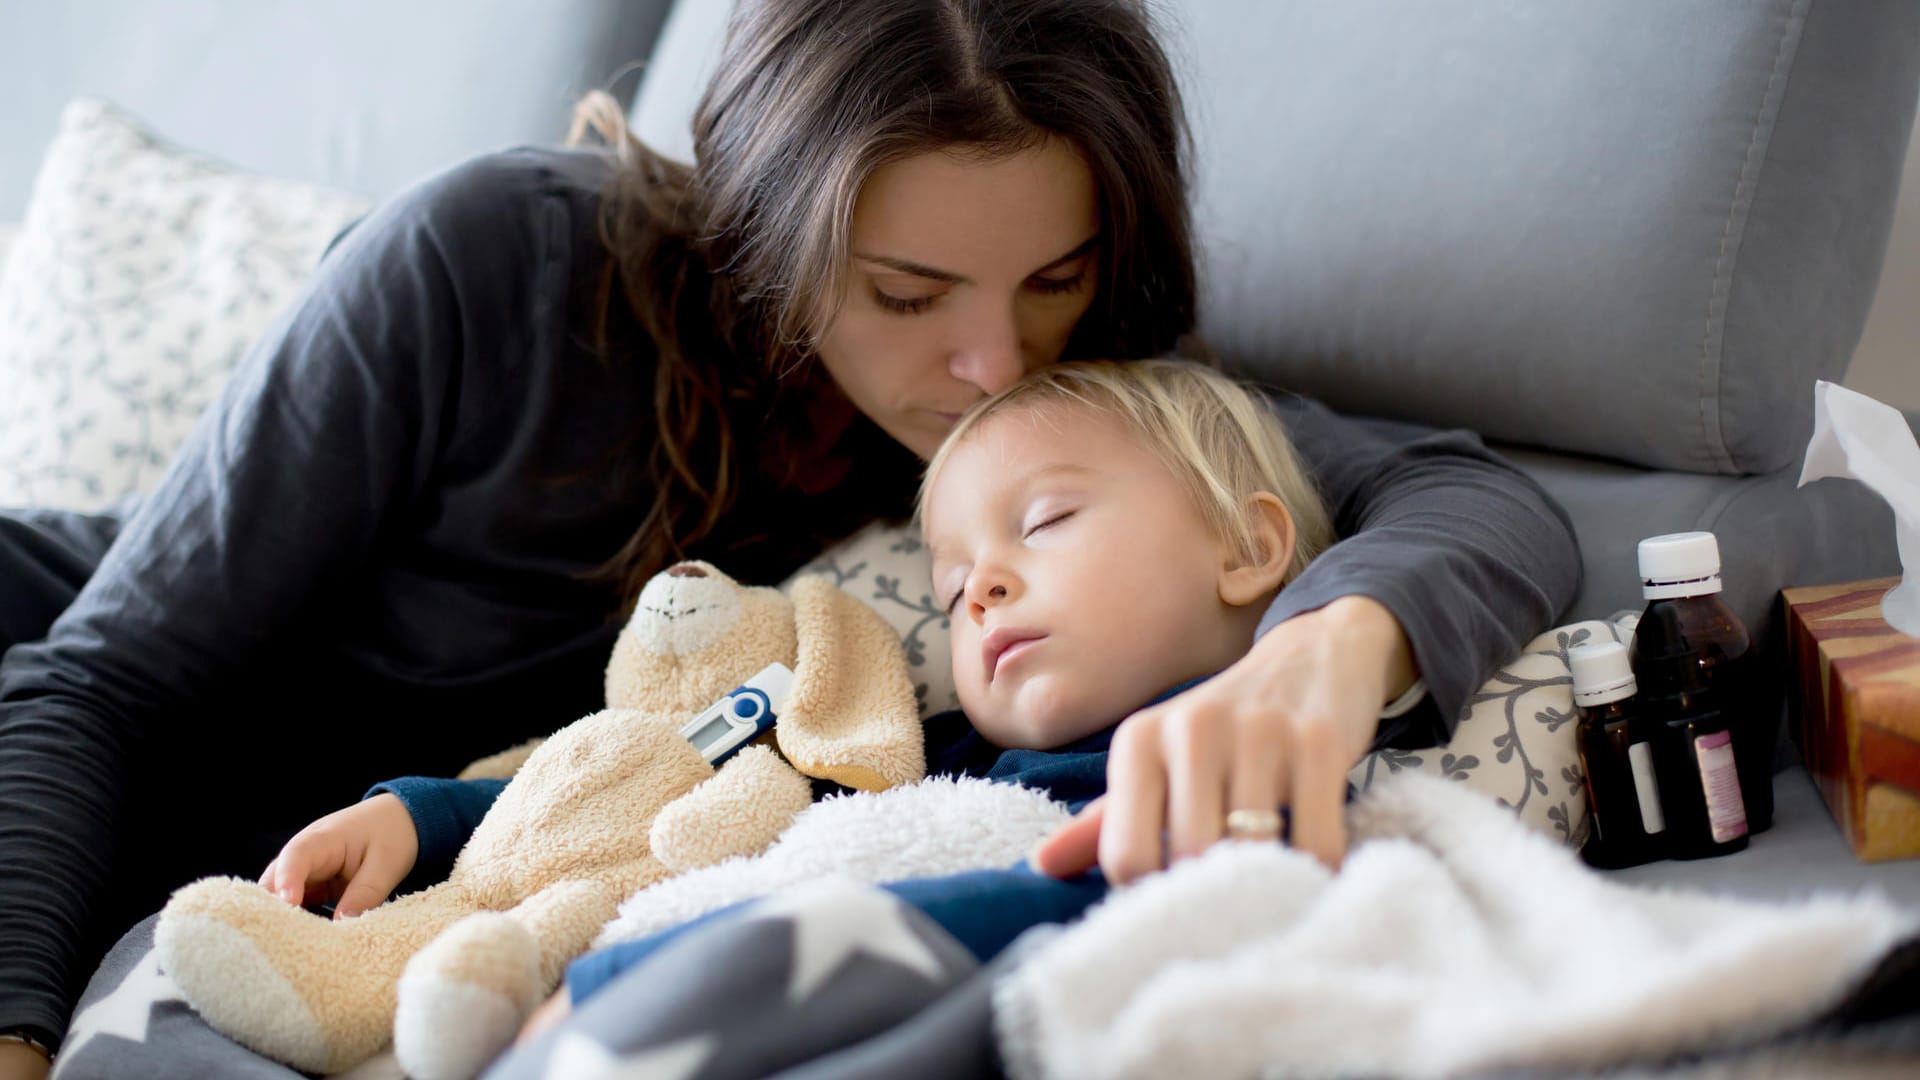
[1218, 492, 1298, 608]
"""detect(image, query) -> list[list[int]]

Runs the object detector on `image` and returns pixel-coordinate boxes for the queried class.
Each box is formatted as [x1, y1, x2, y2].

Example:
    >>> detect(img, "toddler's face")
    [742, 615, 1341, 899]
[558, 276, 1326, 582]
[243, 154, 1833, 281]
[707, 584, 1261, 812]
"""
[922, 406, 1255, 748]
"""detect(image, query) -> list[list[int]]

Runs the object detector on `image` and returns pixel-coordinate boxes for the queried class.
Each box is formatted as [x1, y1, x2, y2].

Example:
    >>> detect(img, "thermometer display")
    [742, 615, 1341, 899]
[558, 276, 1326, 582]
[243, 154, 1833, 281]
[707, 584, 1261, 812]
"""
[678, 663, 794, 765]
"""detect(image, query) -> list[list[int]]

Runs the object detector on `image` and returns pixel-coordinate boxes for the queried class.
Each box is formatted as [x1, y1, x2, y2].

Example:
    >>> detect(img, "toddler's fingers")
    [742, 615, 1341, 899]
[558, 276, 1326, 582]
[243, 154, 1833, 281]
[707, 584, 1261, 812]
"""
[332, 847, 408, 920]
[258, 855, 300, 906]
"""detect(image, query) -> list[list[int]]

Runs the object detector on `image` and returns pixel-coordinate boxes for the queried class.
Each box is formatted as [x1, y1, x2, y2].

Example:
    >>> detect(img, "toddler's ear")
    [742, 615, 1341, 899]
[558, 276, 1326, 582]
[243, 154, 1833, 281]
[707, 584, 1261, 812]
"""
[1218, 492, 1297, 607]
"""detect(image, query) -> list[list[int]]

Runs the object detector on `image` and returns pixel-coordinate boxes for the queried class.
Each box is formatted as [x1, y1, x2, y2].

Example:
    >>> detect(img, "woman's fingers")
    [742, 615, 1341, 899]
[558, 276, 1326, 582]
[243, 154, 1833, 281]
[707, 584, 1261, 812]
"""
[1162, 708, 1230, 862]
[1031, 796, 1105, 878]
[1224, 712, 1288, 836]
[1099, 715, 1169, 885]
[1284, 718, 1351, 869]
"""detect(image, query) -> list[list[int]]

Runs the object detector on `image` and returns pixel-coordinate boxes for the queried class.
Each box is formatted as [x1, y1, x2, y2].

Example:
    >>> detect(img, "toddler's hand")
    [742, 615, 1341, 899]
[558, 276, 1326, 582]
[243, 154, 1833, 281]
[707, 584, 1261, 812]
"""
[259, 792, 419, 919]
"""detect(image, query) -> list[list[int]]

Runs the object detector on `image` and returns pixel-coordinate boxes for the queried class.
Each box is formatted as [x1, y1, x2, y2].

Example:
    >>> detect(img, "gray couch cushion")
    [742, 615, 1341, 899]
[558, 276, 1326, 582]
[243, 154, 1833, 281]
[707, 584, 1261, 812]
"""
[1504, 442, 1903, 644]
[1182, 0, 1920, 475]
[0, 0, 674, 216]
[1349, 410, 1912, 656]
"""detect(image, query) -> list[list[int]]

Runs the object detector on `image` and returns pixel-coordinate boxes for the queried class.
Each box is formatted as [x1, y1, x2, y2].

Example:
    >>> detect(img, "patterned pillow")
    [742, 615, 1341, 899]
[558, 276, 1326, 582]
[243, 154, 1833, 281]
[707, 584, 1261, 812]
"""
[0, 99, 370, 510]
[794, 521, 1625, 845]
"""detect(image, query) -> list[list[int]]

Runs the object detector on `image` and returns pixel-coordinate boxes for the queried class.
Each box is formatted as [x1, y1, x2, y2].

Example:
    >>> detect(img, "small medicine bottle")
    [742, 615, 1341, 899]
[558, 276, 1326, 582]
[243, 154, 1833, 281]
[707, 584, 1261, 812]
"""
[1571, 641, 1666, 868]
[1628, 532, 1772, 833]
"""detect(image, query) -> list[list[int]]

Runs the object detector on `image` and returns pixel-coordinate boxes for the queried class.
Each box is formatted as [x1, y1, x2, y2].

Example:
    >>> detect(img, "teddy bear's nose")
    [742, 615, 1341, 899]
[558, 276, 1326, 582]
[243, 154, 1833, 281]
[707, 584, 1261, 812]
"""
[667, 563, 707, 578]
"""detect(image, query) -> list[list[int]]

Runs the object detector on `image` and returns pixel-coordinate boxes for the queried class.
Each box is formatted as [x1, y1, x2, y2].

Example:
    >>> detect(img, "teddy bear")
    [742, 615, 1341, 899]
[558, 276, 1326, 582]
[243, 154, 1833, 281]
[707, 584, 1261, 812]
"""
[153, 560, 926, 1077]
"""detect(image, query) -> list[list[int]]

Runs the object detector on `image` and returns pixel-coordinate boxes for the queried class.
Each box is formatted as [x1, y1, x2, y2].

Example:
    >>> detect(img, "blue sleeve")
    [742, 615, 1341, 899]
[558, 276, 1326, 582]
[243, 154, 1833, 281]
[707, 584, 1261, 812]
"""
[363, 776, 507, 889]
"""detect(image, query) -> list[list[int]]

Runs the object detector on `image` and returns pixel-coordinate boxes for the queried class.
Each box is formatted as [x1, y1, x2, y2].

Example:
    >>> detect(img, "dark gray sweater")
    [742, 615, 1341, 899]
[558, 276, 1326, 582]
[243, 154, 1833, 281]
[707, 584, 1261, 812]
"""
[0, 146, 1579, 1043]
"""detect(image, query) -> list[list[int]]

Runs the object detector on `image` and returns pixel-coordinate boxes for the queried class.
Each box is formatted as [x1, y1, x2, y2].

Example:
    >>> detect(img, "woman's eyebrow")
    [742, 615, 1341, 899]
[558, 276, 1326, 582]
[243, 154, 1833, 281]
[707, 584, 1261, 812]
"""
[852, 233, 1101, 286]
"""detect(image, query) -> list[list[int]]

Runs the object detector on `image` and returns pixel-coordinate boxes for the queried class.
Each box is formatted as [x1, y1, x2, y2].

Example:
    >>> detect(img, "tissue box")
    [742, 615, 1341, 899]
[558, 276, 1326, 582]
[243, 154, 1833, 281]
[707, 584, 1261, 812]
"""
[1784, 577, 1920, 861]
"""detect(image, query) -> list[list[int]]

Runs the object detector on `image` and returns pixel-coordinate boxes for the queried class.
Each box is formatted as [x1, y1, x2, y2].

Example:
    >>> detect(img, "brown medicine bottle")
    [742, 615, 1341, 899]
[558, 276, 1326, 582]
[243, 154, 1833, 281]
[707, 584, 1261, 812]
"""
[1572, 642, 1667, 868]
[1627, 532, 1773, 834]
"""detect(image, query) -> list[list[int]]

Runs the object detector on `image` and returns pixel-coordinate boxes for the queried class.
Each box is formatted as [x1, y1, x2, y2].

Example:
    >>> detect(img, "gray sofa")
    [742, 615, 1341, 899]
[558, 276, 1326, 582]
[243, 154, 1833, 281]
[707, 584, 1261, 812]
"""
[6, 0, 1918, 930]
[11, 2, 1920, 1076]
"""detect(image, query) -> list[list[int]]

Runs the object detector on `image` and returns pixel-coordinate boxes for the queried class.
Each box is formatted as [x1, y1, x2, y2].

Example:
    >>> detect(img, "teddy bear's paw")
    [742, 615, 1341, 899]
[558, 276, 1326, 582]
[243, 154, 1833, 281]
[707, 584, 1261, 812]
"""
[394, 912, 541, 1080]
[652, 743, 815, 872]
[156, 876, 390, 1073]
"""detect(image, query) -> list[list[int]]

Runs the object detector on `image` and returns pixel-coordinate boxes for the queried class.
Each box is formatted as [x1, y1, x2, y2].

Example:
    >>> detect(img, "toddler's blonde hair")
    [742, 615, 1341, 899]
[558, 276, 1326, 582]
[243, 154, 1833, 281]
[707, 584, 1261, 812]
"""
[917, 360, 1334, 584]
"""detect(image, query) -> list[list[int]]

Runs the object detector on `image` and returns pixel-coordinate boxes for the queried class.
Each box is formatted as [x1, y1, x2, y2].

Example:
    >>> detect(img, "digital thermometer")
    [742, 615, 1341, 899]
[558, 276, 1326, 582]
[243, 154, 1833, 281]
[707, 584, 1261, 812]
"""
[679, 662, 794, 765]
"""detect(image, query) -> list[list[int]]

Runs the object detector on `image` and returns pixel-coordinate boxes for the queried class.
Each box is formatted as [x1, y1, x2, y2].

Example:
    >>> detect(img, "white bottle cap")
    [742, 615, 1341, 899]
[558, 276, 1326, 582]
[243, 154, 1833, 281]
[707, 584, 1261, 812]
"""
[1637, 531, 1723, 600]
[1570, 641, 1637, 706]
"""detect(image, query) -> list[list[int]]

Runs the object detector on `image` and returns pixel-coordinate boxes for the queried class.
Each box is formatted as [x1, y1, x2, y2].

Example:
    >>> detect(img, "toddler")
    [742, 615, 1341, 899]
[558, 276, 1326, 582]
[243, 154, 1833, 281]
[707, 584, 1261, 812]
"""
[264, 358, 1341, 1037]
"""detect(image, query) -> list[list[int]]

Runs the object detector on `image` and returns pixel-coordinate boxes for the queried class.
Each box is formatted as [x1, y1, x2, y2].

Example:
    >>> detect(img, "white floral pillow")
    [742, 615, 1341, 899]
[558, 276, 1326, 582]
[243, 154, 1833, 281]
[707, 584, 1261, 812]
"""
[0, 99, 370, 510]
[795, 521, 1626, 846]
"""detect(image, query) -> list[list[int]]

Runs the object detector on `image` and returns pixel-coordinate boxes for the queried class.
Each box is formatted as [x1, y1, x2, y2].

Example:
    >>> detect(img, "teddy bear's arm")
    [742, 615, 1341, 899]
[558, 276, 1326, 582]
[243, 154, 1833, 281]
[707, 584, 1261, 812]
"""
[649, 744, 814, 872]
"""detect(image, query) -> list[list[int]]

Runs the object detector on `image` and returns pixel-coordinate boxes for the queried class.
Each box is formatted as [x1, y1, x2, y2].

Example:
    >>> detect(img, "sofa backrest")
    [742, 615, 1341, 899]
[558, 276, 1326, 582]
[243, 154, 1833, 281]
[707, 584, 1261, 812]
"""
[631, 0, 1920, 475]
[0, 0, 675, 217]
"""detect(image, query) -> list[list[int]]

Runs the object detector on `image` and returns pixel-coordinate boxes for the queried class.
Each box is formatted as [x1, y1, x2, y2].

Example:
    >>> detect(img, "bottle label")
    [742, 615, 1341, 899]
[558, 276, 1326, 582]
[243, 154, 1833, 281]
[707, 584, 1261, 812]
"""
[1694, 730, 1748, 843]
[1627, 741, 1665, 834]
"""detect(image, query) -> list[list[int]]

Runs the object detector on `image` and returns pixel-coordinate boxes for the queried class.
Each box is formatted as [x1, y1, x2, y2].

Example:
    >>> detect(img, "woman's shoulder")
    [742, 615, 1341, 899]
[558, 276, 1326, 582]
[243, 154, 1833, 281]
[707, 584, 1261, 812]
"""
[327, 145, 621, 282]
[409, 145, 621, 219]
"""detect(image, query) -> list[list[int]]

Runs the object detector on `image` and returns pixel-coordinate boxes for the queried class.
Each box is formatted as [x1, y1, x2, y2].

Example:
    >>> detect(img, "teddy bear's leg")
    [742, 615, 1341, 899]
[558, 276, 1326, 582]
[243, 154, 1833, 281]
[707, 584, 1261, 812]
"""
[394, 876, 632, 1080]
[156, 875, 479, 1074]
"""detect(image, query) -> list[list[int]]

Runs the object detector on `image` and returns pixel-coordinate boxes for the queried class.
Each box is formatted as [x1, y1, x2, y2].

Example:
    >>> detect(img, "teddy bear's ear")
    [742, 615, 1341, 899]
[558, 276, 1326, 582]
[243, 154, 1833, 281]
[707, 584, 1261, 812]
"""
[774, 576, 925, 790]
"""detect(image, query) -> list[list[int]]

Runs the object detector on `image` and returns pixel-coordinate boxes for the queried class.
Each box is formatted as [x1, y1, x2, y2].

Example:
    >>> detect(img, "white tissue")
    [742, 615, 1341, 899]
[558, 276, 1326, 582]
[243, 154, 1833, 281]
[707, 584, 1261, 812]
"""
[1798, 380, 1920, 636]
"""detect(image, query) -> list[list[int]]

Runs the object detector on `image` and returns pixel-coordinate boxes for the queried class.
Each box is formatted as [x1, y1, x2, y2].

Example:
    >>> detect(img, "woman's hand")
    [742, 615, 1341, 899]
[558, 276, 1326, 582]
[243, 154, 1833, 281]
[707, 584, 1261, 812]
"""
[1033, 595, 1416, 884]
[0, 1040, 51, 1080]
[259, 793, 419, 920]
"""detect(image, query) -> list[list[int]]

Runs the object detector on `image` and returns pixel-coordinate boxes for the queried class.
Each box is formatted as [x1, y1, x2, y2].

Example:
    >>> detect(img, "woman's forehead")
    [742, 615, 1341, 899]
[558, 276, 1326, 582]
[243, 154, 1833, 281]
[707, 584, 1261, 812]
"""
[851, 140, 1098, 277]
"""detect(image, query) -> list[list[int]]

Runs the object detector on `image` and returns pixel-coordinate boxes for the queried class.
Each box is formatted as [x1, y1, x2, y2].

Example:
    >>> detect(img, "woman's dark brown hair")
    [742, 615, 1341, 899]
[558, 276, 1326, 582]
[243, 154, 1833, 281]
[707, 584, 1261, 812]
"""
[574, 0, 1197, 602]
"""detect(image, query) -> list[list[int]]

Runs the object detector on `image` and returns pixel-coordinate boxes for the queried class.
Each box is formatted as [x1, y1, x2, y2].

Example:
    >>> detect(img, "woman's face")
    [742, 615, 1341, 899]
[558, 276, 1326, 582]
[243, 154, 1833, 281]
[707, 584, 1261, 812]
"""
[814, 139, 1101, 460]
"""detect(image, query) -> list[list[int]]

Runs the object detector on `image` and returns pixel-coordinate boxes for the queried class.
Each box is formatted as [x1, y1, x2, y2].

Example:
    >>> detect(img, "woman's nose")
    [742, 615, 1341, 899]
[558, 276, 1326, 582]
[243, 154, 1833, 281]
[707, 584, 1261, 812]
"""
[948, 309, 1025, 395]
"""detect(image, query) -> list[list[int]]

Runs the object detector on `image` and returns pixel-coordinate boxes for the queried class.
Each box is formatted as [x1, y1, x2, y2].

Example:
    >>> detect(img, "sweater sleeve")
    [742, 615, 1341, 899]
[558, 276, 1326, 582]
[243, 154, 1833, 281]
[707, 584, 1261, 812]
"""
[365, 777, 509, 890]
[0, 156, 534, 1043]
[1257, 394, 1582, 750]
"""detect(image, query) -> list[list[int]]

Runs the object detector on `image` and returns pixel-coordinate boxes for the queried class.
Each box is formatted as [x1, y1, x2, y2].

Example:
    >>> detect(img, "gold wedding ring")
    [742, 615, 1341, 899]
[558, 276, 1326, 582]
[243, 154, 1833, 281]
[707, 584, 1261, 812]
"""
[1225, 808, 1285, 841]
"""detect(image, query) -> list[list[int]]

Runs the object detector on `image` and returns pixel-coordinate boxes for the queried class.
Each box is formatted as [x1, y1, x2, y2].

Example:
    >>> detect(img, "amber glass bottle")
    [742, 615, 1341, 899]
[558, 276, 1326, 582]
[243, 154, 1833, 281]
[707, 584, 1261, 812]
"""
[1571, 642, 1666, 868]
[1627, 532, 1773, 834]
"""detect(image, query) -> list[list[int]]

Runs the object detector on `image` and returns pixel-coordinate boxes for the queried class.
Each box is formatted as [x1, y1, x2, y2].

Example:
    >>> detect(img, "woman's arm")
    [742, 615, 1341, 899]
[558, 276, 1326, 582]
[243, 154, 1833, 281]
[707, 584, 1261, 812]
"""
[0, 158, 529, 1045]
[1039, 393, 1580, 880]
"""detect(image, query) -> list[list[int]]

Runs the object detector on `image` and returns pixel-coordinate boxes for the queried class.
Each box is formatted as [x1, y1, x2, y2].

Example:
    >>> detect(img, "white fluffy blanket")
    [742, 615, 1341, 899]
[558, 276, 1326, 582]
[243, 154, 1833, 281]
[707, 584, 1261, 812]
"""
[594, 775, 1073, 948]
[993, 773, 1919, 1080]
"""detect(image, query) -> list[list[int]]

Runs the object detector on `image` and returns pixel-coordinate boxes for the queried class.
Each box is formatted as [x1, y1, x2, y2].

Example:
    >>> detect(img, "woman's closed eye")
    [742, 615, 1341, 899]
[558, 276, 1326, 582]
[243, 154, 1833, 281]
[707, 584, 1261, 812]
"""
[873, 271, 1089, 316]
[1026, 271, 1088, 297]
[874, 287, 939, 315]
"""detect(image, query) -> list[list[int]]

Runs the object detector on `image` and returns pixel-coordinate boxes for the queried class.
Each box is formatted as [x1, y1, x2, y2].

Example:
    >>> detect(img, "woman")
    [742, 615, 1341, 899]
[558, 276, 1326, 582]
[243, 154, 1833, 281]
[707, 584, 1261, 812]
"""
[0, 1, 1576, 1074]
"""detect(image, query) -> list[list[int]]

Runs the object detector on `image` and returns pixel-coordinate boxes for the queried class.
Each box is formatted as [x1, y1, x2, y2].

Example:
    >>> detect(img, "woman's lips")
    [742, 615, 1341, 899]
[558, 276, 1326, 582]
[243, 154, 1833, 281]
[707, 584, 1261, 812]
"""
[983, 627, 1046, 682]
